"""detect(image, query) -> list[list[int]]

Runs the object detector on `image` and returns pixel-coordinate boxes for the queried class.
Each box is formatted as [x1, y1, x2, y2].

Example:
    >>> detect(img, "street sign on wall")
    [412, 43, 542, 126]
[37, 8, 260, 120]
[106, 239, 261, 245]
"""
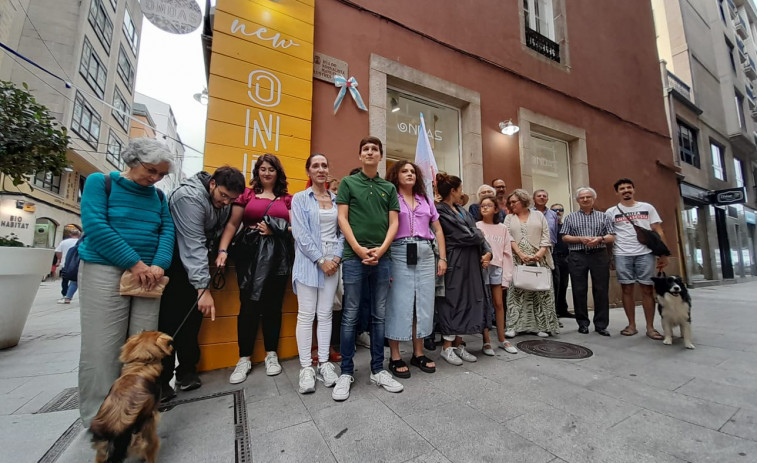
[204, 0, 314, 191]
[708, 187, 747, 206]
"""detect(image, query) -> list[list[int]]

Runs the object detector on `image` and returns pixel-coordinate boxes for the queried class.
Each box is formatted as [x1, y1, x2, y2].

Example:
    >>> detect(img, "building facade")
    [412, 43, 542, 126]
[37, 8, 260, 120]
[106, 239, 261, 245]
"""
[0, 0, 142, 247]
[134, 92, 186, 191]
[653, 0, 757, 285]
[197, 0, 681, 369]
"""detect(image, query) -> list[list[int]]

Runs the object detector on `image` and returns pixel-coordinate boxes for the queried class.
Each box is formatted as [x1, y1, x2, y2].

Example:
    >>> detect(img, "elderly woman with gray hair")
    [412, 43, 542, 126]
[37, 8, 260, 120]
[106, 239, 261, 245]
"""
[503, 188, 560, 338]
[77, 138, 175, 427]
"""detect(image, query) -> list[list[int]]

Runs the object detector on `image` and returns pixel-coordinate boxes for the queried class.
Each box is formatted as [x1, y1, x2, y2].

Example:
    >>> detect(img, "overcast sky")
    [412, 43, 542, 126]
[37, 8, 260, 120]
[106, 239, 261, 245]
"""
[134, 0, 209, 176]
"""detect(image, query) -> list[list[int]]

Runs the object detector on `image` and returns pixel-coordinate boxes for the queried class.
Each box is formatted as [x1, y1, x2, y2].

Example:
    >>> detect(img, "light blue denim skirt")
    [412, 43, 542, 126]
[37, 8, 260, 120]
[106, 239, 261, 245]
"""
[386, 238, 436, 340]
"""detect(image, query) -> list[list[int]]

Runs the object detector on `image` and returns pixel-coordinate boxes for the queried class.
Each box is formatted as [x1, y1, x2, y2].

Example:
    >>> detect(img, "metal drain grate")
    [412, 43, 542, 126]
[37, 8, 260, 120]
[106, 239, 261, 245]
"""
[36, 387, 79, 414]
[38, 419, 83, 463]
[517, 339, 593, 359]
[160, 389, 251, 463]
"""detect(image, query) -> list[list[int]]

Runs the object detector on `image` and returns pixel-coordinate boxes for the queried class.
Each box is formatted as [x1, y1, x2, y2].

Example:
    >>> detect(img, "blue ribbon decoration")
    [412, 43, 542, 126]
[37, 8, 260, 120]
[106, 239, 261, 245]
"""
[333, 75, 367, 114]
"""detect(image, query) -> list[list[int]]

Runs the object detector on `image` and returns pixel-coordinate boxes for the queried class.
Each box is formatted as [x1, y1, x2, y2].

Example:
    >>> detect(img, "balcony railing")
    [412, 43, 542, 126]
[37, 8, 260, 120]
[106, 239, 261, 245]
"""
[736, 15, 749, 39]
[667, 71, 692, 100]
[745, 57, 757, 80]
[728, 0, 738, 19]
[737, 37, 748, 63]
[525, 27, 560, 63]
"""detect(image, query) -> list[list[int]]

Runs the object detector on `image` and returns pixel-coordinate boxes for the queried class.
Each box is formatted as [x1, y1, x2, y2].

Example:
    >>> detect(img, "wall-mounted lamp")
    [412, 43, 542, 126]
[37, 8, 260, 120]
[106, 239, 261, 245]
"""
[499, 120, 520, 136]
[390, 97, 400, 113]
[193, 88, 209, 105]
[62, 166, 74, 173]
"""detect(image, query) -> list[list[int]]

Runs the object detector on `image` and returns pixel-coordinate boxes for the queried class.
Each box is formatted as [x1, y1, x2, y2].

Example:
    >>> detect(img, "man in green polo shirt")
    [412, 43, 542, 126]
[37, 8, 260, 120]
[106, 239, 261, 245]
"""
[332, 136, 403, 401]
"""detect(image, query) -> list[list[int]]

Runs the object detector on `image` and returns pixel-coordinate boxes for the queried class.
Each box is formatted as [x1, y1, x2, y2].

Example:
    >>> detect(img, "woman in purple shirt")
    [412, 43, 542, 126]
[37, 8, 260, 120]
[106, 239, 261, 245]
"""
[385, 161, 447, 377]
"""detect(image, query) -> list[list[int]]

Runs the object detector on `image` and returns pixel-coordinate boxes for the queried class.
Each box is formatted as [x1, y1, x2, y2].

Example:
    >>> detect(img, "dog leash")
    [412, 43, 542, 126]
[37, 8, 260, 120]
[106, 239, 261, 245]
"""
[172, 267, 226, 339]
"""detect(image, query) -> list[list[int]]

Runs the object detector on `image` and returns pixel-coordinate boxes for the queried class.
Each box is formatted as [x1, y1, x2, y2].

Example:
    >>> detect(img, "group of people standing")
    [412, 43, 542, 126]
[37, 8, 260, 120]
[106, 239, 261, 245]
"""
[74, 136, 670, 426]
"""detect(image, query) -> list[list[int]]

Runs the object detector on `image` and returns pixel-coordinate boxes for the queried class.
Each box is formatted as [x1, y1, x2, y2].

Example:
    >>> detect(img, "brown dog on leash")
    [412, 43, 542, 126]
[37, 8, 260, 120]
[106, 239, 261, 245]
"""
[90, 331, 173, 463]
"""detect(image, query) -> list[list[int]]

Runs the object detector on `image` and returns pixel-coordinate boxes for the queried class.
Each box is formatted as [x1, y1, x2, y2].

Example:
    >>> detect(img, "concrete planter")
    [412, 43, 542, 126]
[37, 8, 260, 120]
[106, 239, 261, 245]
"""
[0, 247, 54, 349]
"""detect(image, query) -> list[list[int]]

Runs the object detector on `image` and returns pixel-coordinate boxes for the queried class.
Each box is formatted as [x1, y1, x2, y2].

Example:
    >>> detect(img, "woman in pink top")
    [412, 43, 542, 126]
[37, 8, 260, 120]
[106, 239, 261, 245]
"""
[217, 154, 293, 383]
[476, 195, 518, 355]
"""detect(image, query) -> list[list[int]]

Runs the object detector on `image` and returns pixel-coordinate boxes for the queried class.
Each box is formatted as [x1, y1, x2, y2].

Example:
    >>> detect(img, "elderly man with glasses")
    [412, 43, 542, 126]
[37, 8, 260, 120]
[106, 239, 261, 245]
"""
[561, 187, 615, 336]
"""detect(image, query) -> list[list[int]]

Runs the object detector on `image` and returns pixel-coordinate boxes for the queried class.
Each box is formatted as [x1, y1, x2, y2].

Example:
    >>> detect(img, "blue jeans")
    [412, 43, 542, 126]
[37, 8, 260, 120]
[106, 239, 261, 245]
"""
[340, 257, 391, 375]
[65, 281, 78, 299]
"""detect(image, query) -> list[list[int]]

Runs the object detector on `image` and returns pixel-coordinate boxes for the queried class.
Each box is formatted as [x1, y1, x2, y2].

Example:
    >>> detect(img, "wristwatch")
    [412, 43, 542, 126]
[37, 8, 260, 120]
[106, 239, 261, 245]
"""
[317, 257, 326, 266]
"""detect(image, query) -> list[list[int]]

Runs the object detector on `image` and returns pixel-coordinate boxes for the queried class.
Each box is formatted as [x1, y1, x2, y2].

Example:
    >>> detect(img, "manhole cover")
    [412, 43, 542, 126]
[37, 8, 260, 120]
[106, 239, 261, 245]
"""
[516, 340, 593, 359]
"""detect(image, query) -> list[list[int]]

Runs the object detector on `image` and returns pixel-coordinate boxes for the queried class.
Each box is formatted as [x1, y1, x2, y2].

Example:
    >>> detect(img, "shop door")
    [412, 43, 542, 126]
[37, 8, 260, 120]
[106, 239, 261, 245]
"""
[681, 206, 707, 281]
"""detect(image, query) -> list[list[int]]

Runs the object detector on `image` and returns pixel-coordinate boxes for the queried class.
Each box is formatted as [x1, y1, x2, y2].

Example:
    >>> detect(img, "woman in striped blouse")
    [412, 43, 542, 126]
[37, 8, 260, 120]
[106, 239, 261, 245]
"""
[290, 154, 344, 394]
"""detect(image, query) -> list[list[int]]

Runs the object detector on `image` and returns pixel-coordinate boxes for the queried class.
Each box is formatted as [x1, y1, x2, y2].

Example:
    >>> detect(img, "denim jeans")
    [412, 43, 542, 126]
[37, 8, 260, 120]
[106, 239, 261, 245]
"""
[340, 257, 391, 375]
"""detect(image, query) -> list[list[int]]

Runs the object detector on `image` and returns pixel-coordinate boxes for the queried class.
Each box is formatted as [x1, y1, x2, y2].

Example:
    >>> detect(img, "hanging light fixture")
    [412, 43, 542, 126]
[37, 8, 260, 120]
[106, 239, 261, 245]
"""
[499, 120, 520, 135]
[390, 97, 400, 113]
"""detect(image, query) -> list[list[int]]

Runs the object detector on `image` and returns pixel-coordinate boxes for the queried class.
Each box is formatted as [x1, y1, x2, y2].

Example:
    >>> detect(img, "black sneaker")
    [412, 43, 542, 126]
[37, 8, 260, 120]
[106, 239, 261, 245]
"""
[160, 383, 176, 403]
[176, 373, 202, 391]
[423, 336, 437, 351]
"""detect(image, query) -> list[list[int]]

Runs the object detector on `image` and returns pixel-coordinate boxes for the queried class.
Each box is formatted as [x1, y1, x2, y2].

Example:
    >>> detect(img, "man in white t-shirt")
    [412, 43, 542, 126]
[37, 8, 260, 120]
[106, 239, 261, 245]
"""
[55, 229, 81, 303]
[606, 178, 668, 340]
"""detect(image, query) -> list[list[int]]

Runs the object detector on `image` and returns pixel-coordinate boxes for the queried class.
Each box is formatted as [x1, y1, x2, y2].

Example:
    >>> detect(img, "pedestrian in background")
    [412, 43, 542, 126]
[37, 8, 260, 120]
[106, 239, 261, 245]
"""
[561, 187, 615, 336]
[504, 189, 559, 338]
[476, 195, 518, 355]
[385, 160, 446, 377]
[76, 138, 175, 427]
[291, 154, 343, 394]
[435, 173, 492, 366]
[217, 154, 293, 384]
[55, 228, 81, 304]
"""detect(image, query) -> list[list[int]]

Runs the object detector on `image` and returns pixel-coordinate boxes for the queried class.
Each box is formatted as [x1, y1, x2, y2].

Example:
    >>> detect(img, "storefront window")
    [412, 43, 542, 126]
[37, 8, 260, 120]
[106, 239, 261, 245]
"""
[385, 90, 461, 178]
[530, 133, 572, 213]
[682, 206, 706, 280]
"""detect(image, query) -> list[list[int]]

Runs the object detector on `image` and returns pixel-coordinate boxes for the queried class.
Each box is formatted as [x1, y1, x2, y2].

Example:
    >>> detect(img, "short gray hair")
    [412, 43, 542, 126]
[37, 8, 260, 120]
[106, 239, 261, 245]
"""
[508, 189, 532, 208]
[121, 138, 175, 171]
[575, 187, 597, 200]
[477, 184, 496, 198]
[533, 189, 548, 197]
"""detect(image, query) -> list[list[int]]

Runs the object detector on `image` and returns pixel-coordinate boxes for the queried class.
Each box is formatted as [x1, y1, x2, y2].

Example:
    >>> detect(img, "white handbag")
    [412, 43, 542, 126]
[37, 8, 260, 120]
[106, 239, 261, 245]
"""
[512, 263, 551, 291]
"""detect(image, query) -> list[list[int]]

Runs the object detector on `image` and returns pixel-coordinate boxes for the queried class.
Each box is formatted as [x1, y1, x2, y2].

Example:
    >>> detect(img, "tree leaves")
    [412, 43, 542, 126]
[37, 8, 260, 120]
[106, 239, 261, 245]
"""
[0, 81, 70, 186]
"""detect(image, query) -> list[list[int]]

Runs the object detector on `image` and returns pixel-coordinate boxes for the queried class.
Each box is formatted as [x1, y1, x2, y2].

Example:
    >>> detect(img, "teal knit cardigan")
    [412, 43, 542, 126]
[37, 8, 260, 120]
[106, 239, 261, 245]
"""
[79, 172, 174, 269]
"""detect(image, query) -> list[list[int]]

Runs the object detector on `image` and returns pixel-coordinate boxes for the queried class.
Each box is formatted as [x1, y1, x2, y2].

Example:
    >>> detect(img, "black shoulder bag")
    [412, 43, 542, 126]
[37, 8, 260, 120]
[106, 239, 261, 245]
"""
[616, 205, 671, 257]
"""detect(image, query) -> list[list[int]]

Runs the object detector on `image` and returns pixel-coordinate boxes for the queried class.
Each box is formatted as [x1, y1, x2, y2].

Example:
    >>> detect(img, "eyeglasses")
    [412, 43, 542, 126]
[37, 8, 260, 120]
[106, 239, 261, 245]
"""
[507, 200, 519, 206]
[480, 204, 495, 209]
[139, 162, 168, 179]
[551, 208, 564, 213]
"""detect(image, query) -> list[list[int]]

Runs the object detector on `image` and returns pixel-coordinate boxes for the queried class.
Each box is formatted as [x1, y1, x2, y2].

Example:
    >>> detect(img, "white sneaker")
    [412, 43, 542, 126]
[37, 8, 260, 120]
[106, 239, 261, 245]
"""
[505, 330, 516, 338]
[455, 346, 478, 362]
[536, 331, 549, 338]
[332, 374, 354, 401]
[499, 341, 519, 354]
[440, 346, 463, 365]
[482, 343, 495, 356]
[298, 367, 316, 394]
[57, 298, 70, 304]
[317, 362, 339, 387]
[265, 351, 282, 376]
[229, 357, 252, 384]
[370, 370, 404, 393]
[356, 332, 371, 348]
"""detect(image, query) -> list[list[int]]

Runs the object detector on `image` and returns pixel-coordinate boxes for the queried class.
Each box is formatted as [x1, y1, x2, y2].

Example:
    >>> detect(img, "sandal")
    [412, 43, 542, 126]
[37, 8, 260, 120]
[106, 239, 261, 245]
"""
[620, 326, 638, 336]
[646, 329, 664, 340]
[389, 358, 411, 378]
[410, 355, 436, 373]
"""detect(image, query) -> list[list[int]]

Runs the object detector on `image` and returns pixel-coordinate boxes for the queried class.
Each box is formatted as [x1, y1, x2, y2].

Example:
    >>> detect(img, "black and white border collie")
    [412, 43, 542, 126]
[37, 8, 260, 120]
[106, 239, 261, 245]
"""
[651, 275, 694, 349]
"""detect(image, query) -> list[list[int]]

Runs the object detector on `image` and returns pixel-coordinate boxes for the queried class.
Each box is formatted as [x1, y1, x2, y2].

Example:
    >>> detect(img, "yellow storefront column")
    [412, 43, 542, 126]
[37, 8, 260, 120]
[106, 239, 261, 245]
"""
[198, 0, 314, 371]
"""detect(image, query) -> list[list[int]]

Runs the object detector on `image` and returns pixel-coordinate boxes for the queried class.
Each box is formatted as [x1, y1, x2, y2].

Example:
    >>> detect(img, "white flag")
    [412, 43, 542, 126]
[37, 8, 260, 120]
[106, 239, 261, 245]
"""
[414, 112, 439, 203]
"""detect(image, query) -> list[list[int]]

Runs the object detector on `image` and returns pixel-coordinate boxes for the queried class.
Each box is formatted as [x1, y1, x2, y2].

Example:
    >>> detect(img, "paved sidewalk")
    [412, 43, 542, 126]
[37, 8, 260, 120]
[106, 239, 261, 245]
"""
[1, 281, 757, 462]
